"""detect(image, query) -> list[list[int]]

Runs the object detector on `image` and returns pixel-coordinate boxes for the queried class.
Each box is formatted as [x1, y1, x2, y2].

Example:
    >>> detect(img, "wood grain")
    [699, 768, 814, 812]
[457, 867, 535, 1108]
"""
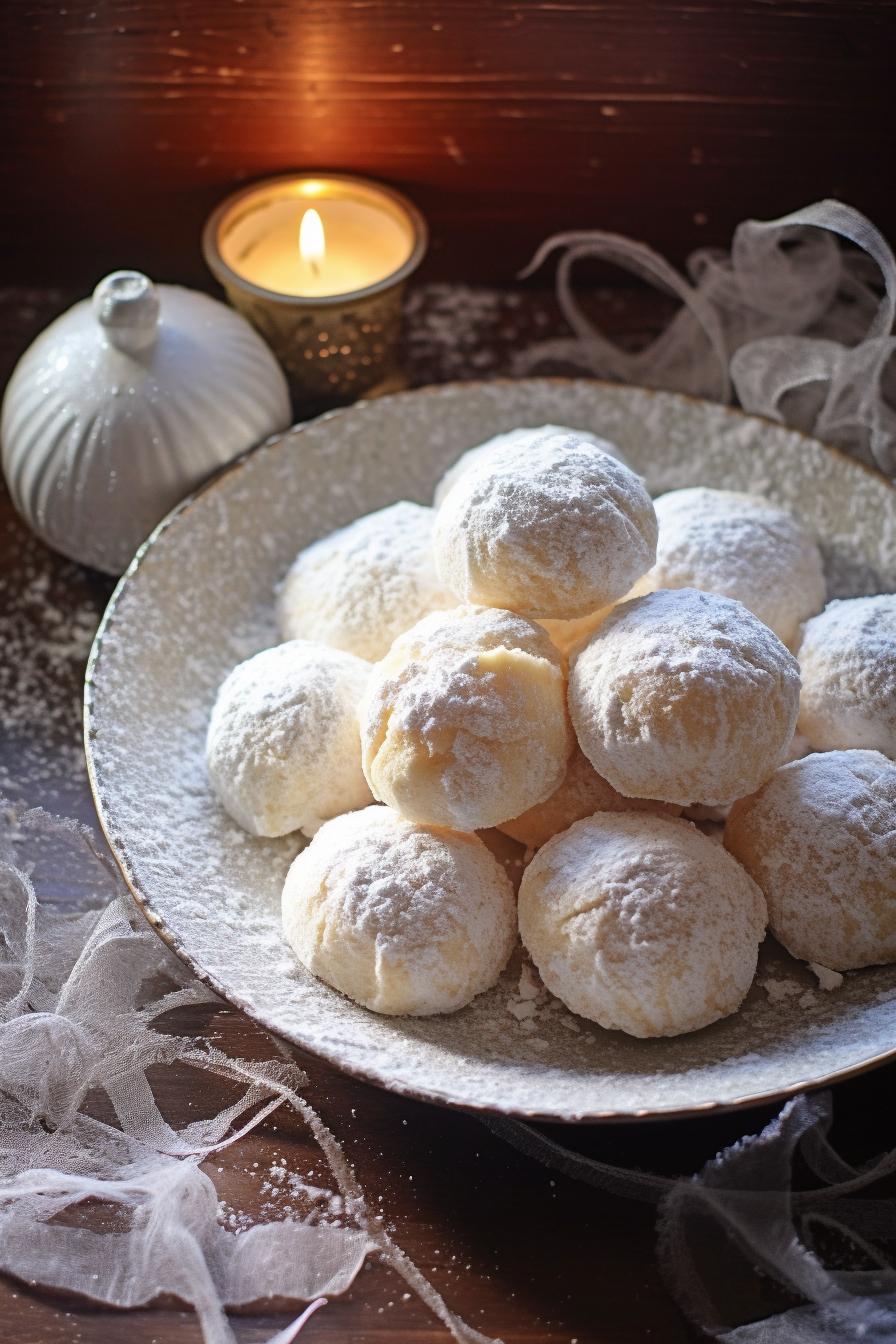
[1, 0, 894, 288]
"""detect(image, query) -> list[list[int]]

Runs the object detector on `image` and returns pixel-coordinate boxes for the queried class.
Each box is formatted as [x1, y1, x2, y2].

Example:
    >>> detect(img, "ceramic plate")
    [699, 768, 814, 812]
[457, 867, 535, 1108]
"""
[85, 379, 896, 1122]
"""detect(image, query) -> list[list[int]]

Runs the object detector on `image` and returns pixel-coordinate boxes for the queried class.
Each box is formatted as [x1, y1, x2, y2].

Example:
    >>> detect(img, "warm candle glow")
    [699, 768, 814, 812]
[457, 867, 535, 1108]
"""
[299, 208, 325, 276]
[213, 175, 423, 299]
[204, 173, 428, 402]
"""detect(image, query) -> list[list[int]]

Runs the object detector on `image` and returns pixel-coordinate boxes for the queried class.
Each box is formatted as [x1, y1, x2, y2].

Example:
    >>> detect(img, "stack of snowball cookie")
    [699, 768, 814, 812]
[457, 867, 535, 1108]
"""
[206, 427, 896, 1039]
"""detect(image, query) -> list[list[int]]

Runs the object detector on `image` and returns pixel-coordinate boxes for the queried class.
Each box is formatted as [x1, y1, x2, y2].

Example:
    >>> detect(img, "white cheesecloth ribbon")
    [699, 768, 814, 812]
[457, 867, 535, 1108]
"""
[0, 798, 497, 1344]
[515, 198, 896, 478]
[482, 1093, 896, 1342]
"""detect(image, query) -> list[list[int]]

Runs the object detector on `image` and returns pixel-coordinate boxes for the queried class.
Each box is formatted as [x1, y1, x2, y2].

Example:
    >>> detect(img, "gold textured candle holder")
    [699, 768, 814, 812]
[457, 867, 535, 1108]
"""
[202, 174, 428, 413]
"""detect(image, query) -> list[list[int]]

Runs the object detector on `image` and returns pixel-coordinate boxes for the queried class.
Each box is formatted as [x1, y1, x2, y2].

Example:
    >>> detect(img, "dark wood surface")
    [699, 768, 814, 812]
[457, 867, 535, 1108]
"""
[1, 0, 895, 290]
[4, 285, 896, 1343]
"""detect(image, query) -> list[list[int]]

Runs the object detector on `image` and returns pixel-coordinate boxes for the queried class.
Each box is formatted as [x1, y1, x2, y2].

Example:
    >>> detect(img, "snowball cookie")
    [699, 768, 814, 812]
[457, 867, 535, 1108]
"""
[206, 640, 374, 838]
[432, 424, 628, 508]
[360, 605, 573, 831]
[725, 750, 896, 971]
[282, 806, 517, 1015]
[632, 488, 825, 652]
[433, 434, 658, 620]
[797, 596, 896, 759]
[498, 745, 681, 850]
[569, 588, 801, 808]
[518, 812, 767, 1038]
[277, 501, 457, 664]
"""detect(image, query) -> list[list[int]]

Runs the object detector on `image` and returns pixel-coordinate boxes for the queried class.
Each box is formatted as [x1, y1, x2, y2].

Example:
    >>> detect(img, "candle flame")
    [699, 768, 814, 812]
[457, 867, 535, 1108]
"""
[299, 208, 325, 276]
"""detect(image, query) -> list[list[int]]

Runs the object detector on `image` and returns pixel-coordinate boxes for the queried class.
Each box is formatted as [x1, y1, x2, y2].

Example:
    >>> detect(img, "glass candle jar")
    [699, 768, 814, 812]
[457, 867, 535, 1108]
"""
[202, 174, 428, 411]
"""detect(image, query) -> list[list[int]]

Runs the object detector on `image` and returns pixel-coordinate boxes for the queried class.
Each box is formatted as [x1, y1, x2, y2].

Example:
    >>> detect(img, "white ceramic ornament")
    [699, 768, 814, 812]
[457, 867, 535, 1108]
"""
[0, 271, 292, 573]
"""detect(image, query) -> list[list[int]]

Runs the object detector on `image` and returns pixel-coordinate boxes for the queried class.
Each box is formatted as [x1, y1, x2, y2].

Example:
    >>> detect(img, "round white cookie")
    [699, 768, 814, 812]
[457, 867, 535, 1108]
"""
[433, 433, 658, 620]
[725, 749, 896, 971]
[207, 640, 373, 837]
[360, 605, 573, 831]
[797, 596, 896, 758]
[282, 806, 517, 1015]
[632, 487, 826, 651]
[518, 812, 767, 1038]
[277, 501, 457, 663]
[569, 588, 801, 807]
[432, 424, 628, 508]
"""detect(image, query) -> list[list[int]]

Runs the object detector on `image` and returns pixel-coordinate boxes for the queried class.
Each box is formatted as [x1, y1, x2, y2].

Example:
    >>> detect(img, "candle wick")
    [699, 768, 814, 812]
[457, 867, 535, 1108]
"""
[310, 260, 320, 277]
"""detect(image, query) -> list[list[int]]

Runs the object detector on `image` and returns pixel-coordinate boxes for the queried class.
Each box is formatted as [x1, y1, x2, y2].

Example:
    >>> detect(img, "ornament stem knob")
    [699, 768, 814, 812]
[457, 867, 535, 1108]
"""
[92, 271, 161, 354]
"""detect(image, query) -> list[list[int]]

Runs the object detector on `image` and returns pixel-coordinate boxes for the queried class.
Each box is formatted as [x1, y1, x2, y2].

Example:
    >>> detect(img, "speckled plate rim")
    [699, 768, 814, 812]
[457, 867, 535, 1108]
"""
[84, 377, 896, 1124]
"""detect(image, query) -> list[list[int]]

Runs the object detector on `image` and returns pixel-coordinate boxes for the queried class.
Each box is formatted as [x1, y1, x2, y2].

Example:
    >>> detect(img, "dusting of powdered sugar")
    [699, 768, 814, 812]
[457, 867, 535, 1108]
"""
[206, 640, 374, 838]
[403, 285, 505, 381]
[569, 588, 801, 808]
[358, 605, 571, 832]
[518, 811, 768, 1039]
[639, 487, 826, 652]
[282, 805, 516, 1016]
[725, 749, 896, 972]
[0, 565, 104, 805]
[797, 595, 896, 756]
[431, 423, 628, 508]
[433, 433, 658, 620]
[277, 501, 457, 664]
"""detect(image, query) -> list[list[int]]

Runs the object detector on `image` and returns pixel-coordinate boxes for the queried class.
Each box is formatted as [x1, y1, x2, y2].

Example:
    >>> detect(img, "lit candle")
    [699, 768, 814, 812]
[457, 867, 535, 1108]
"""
[299, 207, 325, 280]
[203, 174, 427, 409]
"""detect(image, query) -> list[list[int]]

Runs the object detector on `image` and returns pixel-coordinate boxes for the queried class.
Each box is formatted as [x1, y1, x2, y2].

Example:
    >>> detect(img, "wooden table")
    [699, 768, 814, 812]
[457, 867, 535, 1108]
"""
[3, 284, 895, 1344]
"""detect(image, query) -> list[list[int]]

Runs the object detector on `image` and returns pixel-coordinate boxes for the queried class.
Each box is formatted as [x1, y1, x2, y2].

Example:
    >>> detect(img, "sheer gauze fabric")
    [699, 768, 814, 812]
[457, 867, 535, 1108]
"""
[483, 1093, 896, 1342]
[515, 199, 896, 479]
[0, 799, 497, 1344]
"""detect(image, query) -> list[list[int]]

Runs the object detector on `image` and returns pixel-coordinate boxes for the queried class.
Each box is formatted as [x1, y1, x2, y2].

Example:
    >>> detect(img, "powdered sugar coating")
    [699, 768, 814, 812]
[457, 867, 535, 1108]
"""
[725, 750, 896, 971]
[433, 433, 658, 620]
[432, 423, 628, 508]
[498, 744, 680, 850]
[634, 487, 826, 651]
[797, 597, 896, 758]
[277, 501, 457, 663]
[281, 806, 517, 1015]
[360, 604, 573, 831]
[206, 640, 374, 837]
[569, 588, 801, 807]
[518, 812, 767, 1038]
